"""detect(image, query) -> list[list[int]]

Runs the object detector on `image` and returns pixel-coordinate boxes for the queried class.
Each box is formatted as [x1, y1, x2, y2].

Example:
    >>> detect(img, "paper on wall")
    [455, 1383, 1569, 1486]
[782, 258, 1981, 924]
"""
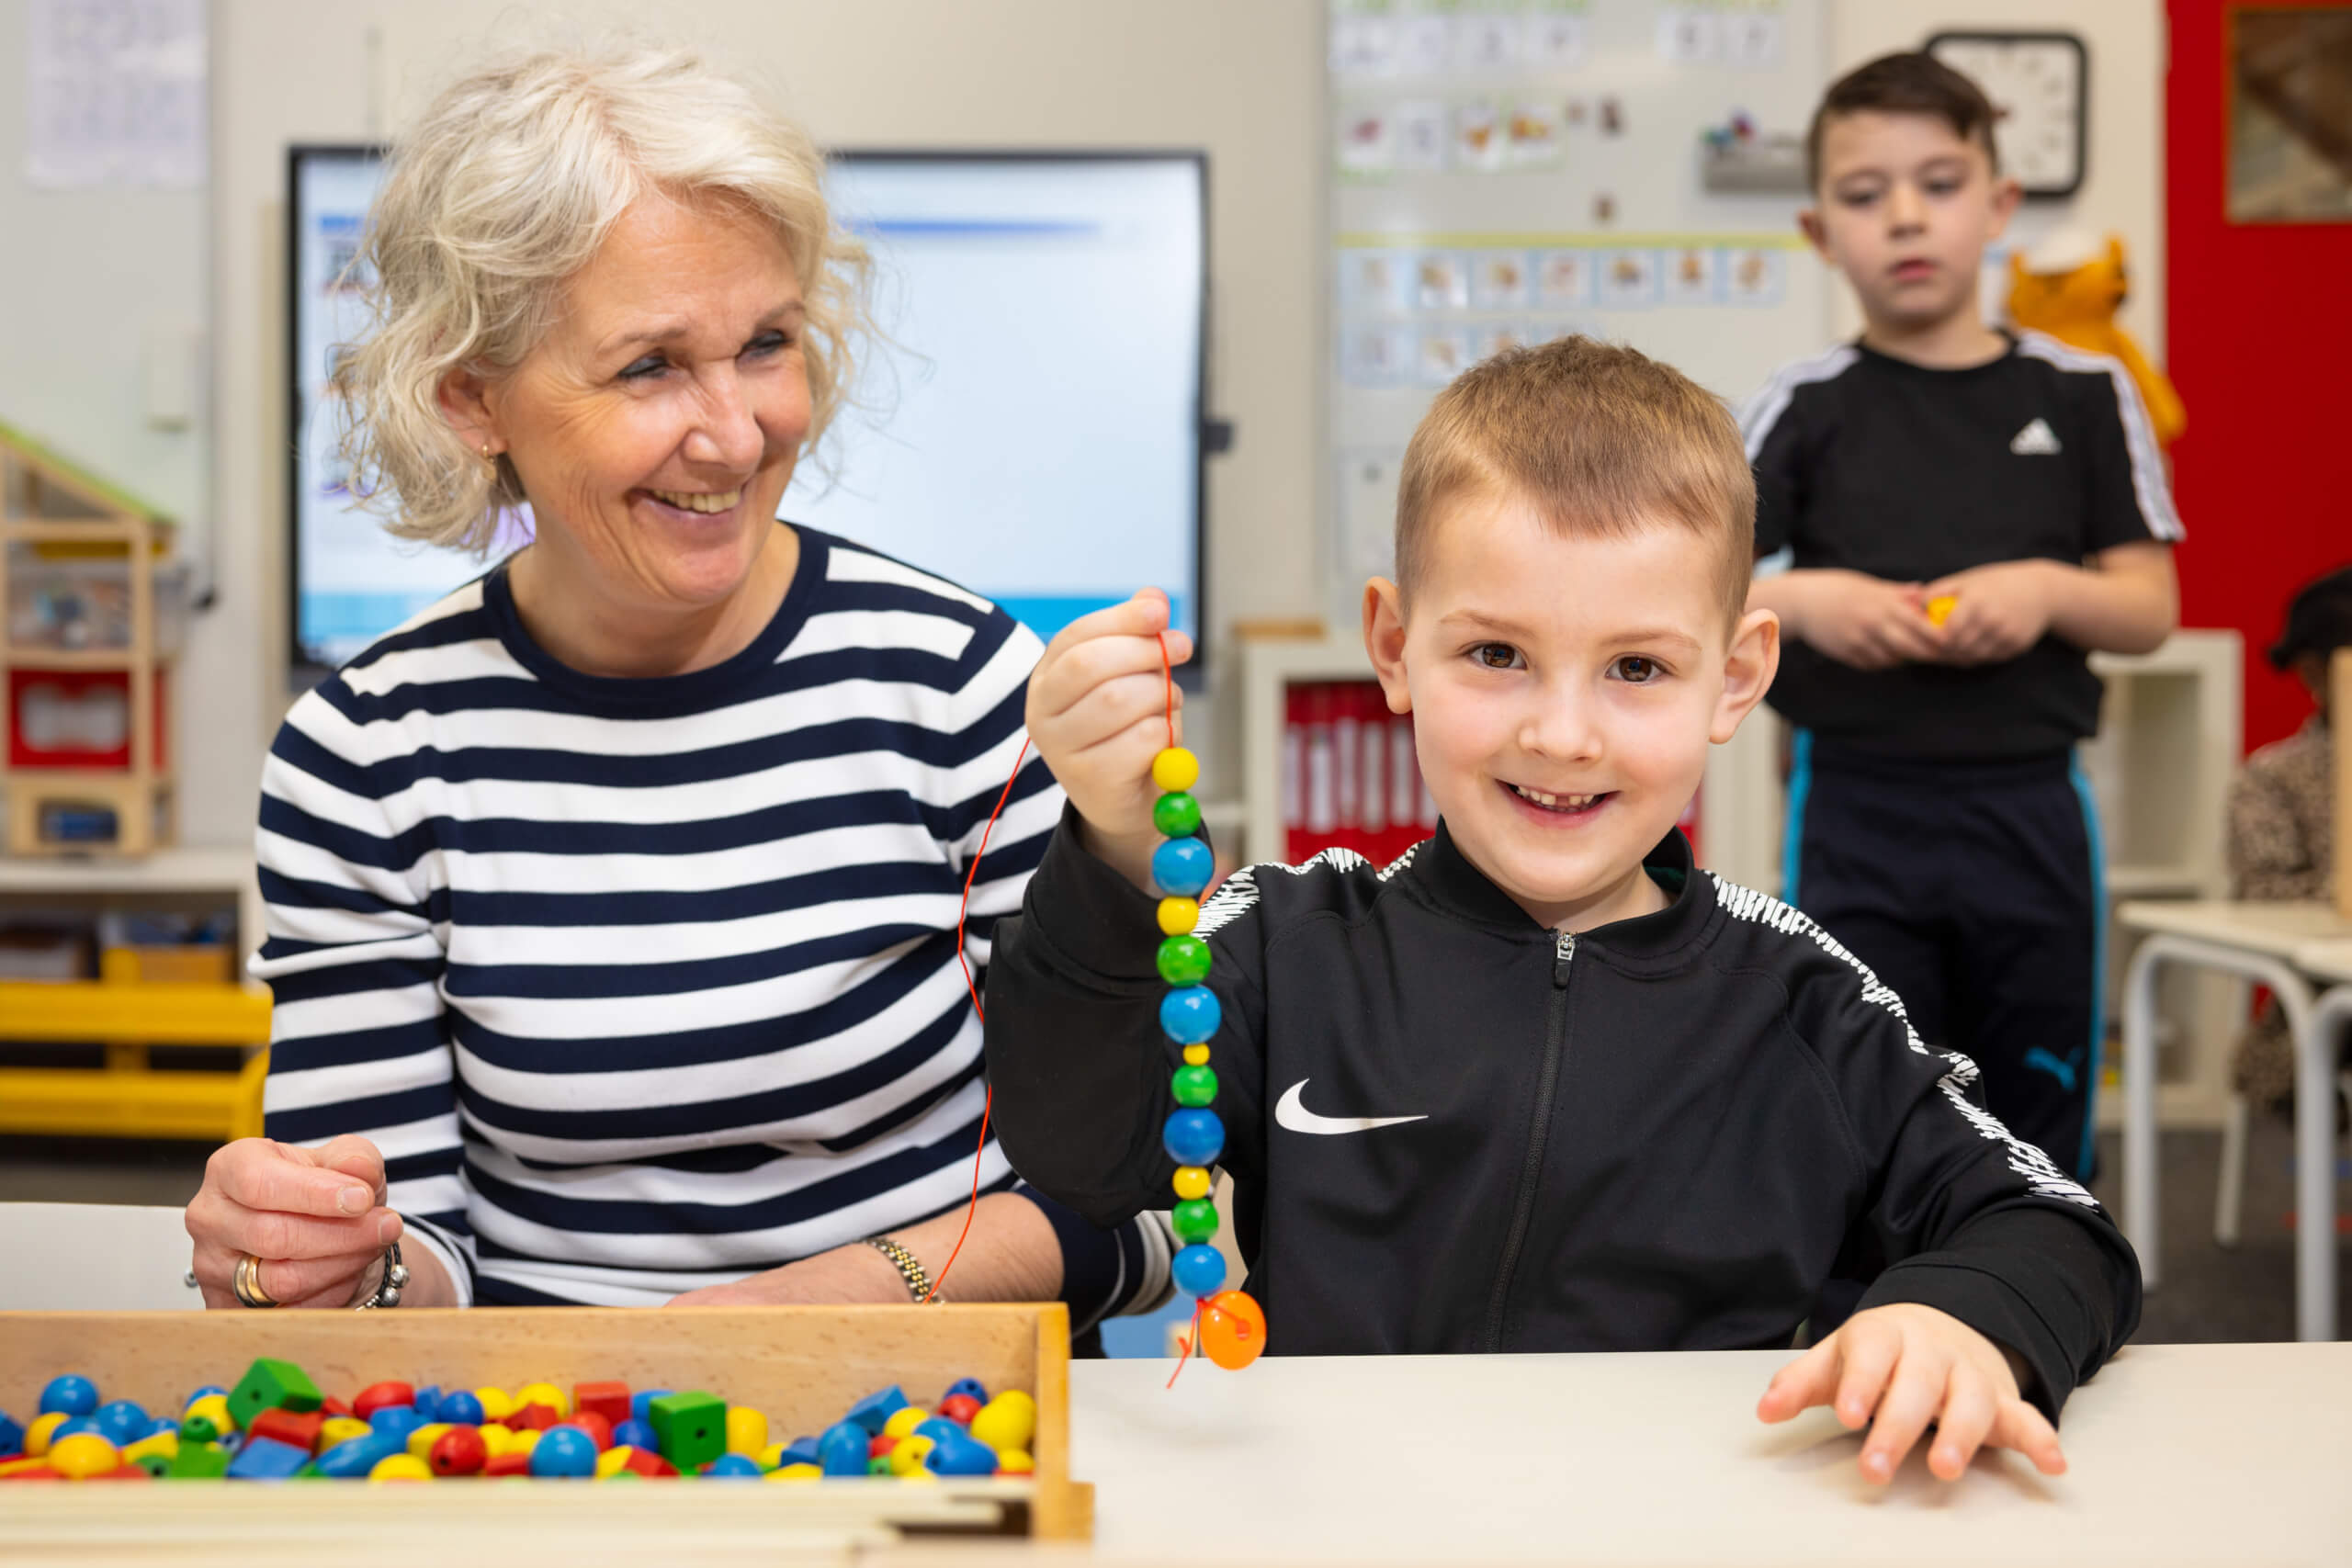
[26, 0, 208, 188]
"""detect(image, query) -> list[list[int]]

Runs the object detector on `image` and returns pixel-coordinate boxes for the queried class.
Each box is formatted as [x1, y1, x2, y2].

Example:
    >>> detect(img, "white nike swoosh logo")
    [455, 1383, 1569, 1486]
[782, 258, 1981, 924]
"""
[1273, 1078, 1429, 1135]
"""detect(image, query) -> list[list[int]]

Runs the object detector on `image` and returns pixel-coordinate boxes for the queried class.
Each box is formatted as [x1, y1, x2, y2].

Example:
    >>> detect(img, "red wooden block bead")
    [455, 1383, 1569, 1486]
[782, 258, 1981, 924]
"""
[560, 1412, 614, 1451]
[247, 1406, 326, 1453]
[620, 1447, 677, 1478]
[868, 1435, 899, 1459]
[482, 1452, 532, 1478]
[320, 1396, 352, 1418]
[503, 1404, 560, 1432]
[935, 1394, 981, 1425]
[352, 1382, 415, 1420]
[428, 1426, 489, 1477]
[93, 1464, 151, 1482]
[572, 1381, 630, 1430]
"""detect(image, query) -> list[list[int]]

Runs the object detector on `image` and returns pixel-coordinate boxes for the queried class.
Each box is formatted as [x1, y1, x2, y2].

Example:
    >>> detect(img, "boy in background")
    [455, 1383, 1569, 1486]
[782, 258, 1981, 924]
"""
[1745, 53, 2180, 1180]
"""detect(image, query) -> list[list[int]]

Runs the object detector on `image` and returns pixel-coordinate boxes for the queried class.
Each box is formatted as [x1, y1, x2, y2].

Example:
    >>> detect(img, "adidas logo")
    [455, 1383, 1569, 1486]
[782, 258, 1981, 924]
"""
[2010, 417, 2062, 456]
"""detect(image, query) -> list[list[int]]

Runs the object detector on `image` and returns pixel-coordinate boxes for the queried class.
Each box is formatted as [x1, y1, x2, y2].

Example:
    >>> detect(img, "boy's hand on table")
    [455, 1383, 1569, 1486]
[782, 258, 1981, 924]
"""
[1923, 560, 2057, 665]
[1756, 1303, 2064, 1483]
[1784, 570, 1948, 671]
[1024, 587, 1194, 893]
[184, 1134, 403, 1309]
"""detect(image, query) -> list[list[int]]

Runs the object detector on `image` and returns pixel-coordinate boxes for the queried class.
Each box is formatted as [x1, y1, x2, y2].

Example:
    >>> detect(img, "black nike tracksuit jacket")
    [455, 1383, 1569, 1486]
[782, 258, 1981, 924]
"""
[985, 809, 2141, 1417]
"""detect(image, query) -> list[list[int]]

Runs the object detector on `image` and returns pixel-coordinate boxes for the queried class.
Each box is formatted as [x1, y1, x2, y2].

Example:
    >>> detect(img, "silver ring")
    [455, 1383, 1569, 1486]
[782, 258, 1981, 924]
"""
[232, 1252, 278, 1309]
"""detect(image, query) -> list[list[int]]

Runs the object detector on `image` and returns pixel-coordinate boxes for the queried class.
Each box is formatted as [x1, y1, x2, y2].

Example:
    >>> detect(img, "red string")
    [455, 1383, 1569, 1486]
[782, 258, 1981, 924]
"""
[1158, 629, 1177, 750]
[1166, 1295, 1204, 1389]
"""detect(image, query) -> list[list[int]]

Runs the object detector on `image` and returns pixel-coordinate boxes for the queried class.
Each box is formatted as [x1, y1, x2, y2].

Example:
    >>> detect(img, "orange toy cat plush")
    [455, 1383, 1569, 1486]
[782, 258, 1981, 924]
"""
[2007, 233, 2187, 449]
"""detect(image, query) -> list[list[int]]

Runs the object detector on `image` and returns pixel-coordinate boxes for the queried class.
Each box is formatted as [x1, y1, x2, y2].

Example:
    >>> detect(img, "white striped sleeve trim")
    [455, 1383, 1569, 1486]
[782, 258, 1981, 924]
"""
[1739, 344, 1860, 461]
[1191, 845, 1386, 940]
[2013, 330, 2185, 543]
[1709, 874, 2099, 1210]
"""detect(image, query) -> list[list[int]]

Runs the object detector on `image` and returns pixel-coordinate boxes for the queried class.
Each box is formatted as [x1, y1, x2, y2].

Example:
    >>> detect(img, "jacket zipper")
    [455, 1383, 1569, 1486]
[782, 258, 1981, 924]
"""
[1482, 929, 1574, 1351]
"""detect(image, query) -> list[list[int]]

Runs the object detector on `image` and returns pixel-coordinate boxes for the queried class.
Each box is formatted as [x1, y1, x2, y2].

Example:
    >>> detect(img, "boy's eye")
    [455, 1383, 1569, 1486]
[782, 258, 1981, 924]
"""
[1612, 655, 1661, 683]
[1472, 642, 1523, 671]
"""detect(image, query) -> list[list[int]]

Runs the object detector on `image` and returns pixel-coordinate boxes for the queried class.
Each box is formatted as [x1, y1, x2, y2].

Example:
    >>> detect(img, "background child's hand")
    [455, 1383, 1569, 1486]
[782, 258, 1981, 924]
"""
[1924, 560, 2059, 665]
[1755, 1303, 2065, 1483]
[1786, 570, 1948, 670]
[1025, 588, 1193, 890]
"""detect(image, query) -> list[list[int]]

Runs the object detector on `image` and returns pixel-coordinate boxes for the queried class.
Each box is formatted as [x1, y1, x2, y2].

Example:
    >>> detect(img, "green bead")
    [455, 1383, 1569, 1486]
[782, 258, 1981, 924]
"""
[649, 1391, 729, 1472]
[169, 1441, 232, 1479]
[179, 1415, 220, 1445]
[869, 1454, 894, 1475]
[229, 1357, 322, 1428]
[1170, 1198, 1219, 1245]
[134, 1452, 174, 1479]
[1171, 1064, 1218, 1108]
[1156, 934, 1211, 986]
[1153, 791, 1203, 839]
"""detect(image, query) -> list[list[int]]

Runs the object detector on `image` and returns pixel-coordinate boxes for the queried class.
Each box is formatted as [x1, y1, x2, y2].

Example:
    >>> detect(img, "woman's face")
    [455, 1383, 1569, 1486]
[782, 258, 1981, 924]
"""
[479, 194, 811, 612]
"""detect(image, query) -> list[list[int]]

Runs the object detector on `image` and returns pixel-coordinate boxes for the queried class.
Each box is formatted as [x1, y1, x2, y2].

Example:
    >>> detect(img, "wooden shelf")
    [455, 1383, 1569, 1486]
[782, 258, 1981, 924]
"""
[0, 519, 142, 544]
[1, 646, 164, 671]
[0, 844, 249, 893]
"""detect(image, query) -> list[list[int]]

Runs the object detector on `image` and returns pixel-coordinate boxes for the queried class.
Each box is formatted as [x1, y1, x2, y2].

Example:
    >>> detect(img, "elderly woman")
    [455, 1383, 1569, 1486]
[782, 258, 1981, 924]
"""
[182, 44, 1180, 1329]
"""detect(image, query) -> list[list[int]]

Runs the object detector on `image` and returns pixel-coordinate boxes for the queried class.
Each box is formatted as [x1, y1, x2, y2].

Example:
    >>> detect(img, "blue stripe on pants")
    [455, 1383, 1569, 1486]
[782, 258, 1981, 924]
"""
[1782, 729, 1814, 909]
[2067, 754, 2109, 1180]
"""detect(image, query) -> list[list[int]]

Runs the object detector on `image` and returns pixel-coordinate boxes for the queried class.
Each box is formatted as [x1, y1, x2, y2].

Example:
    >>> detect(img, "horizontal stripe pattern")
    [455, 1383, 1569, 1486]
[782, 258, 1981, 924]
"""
[255, 528, 1167, 1318]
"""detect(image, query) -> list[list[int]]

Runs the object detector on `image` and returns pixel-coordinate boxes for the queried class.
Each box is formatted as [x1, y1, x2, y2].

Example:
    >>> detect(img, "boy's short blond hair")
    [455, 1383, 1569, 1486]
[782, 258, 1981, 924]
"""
[1393, 335, 1755, 624]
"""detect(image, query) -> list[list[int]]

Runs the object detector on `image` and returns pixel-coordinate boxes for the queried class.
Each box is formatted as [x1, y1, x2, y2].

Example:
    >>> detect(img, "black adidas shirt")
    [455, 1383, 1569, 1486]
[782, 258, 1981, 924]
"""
[1744, 331, 2181, 759]
[986, 810, 2140, 1417]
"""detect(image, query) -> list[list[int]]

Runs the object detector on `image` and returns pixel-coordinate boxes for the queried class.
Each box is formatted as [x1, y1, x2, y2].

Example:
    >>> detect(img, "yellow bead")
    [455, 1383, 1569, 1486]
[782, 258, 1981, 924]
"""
[1157, 897, 1199, 936]
[881, 1405, 931, 1440]
[24, 1412, 68, 1456]
[405, 1423, 452, 1461]
[899, 1466, 939, 1484]
[317, 1417, 371, 1451]
[184, 1394, 232, 1438]
[725, 1405, 768, 1457]
[766, 1462, 823, 1483]
[967, 1392, 1036, 1455]
[477, 1423, 514, 1457]
[368, 1452, 434, 1483]
[1926, 593, 1959, 628]
[1182, 1043, 1210, 1066]
[997, 1448, 1035, 1475]
[472, 1386, 516, 1422]
[508, 1427, 541, 1457]
[1172, 1165, 1212, 1201]
[514, 1382, 570, 1417]
[47, 1432, 121, 1479]
[595, 1446, 636, 1479]
[888, 1436, 934, 1475]
[756, 1441, 788, 1471]
[122, 1431, 179, 1464]
[1151, 747, 1200, 793]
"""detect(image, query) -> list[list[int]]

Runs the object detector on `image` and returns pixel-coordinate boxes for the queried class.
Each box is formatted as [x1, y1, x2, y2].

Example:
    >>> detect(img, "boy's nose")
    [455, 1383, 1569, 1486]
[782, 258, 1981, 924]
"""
[1518, 695, 1603, 763]
[1884, 182, 1927, 233]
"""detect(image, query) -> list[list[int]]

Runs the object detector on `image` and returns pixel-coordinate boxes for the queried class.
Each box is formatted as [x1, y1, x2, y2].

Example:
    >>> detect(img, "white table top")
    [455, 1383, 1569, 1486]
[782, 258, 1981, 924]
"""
[2114, 898, 2352, 961]
[1065, 1345, 2352, 1567]
[2292, 939, 2352, 987]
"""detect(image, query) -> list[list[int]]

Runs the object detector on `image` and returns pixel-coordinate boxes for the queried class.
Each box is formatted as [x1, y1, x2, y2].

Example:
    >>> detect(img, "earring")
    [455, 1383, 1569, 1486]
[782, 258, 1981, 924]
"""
[480, 442, 495, 461]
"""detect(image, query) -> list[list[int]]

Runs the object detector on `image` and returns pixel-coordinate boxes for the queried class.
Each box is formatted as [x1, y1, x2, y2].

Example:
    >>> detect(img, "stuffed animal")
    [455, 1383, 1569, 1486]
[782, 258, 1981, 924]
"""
[2007, 232, 2186, 449]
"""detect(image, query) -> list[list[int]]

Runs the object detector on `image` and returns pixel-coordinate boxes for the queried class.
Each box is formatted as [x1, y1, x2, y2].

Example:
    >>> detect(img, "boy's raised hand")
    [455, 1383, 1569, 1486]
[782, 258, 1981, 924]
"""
[1026, 588, 1193, 892]
[1922, 560, 2057, 665]
[1785, 570, 1949, 671]
[1756, 1303, 2065, 1483]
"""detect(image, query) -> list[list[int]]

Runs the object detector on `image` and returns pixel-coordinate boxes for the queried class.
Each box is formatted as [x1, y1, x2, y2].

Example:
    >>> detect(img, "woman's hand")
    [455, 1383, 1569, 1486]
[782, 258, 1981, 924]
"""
[184, 1135, 404, 1310]
[1024, 588, 1193, 892]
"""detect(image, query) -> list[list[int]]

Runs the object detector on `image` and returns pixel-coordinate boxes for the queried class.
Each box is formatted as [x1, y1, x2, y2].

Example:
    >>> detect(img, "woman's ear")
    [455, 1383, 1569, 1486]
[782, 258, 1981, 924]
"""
[1710, 608, 1781, 745]
[1363, 578, 1413, 716]
[436, 366, 502, 457]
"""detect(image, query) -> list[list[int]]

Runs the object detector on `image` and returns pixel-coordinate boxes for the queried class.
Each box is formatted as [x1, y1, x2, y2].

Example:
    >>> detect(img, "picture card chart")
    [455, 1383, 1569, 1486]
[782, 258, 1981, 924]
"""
[1328, 0, 1831, 590]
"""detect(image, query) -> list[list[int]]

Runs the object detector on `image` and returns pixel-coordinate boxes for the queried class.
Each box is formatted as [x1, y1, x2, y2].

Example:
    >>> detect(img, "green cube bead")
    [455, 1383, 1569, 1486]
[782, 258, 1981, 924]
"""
[169, 1441, 232, 1479]
[649, 1391, 729, 1472]
[1156, 934, 1211, 986]
[229, 1357, 322, 1428]
[1171, 1063, 1218, 1108]
[1152, 791, 1203, 839]
[1171, 1198, 1219, 1244]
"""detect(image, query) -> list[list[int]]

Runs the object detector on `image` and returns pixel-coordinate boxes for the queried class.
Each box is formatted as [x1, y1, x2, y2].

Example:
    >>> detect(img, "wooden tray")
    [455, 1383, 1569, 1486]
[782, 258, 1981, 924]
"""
[0, 1303, 1090, 1562]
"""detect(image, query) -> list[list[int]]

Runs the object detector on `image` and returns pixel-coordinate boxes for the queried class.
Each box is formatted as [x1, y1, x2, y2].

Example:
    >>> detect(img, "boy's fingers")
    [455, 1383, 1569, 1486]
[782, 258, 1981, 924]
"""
[1928, 1366, 1997, 1481]
[1829, 1323, 1899, 1430]
[1032, 630, 1190, 723]
[1051, 670, 1184, 755]
[1990, 1399, 2068, 1475]
[1038, 591, 1171, 661]
[1756, 1340, 1838, 1423]
[1858, 1352, 1945, 1483]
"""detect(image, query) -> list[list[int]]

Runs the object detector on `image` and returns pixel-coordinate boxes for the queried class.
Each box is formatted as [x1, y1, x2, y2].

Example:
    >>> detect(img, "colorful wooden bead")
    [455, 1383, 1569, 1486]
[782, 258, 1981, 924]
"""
[924, 1428, 1000, 1476]
[514, 1382, 571, 1418]
[167, 1441, 232, 1480]
[121, 1431, 178, 1466]
[1162, 1108, 1225, 1167]
[564, 1411, 614, 1451]
[944, 1379, 989, 1404]
[1171, 1243, 1227, 1296]
[1156, 897, 1199, 936]
[412, 1387, 444, 1422]
[888, 1435, 935, 1475]
[0, 1410, 20, 1455]
[868, 1434, 899, 1459]
[351, 1382, 413, 1421]
[1159, 985, 1221, 1043]
[935, 1393, 981, 1425]
[474, 1387, 519, 1423]
[1156, 934, 1212, 985]
[24, 1412, 67, 1456]
[1197, 1288, 1269, 1371]
[368, 1406, 425, 1440]
[967, 1393, 1035, 1456]
[427, 1426, 488, 1477]
[38, 1376, 96, 1418]
[648, 1392, 726, 1472]
[766, 1463, 822, 1483]
[845, 1385, 909, 1436]
[483, 1452, 535, 1479]
[996, 1449, 1035, 1475]
[47, 1432, 120, 1480]
[1151, 746, 1201, 793]
[1171, 1064, 1218, 1107]
[0, 1457, 57, 1480]
[628, 1389, 672, 1425]
[612, 1417, 659, 1453]
[435, 1389, 485, 1427]
[368, 1452, 433, 1483]
[227, 1435, 311, 1481]
[312, 1433, 401, 1479]
[50, 1416, 100, 1443]
[776, 1436, 823, 1469]
[92, 1401, 147, 1447]
[912, 1417, 964, 1448]
[594, 1446, 638, 1480]
[1171, 1165, 1212, 1201]
[527, 1427, 598, 1479]
[573, 1381, 631, 1430]
[621, 1440, 679, 1478]
[705, 1453, 763, 1479]
[318, 1416, 373, 1450]
[183, 1394, 232, 1437]
[181, 1386, 226, 1414]
[504, 1404, 560, 1432]
[1170, 1198, 1219, 1244]
[229, 1358, 322, 1427]
[1152, 791, 1203, 838]
[247, 1406, 324, 1453]
[477, 1423, 516, 1458]
[404, 1424, 454, 1461]
[819, 1419, 870, 1478]
[507, 1428, 542, 1459]
[1151, 837, 1214, 897]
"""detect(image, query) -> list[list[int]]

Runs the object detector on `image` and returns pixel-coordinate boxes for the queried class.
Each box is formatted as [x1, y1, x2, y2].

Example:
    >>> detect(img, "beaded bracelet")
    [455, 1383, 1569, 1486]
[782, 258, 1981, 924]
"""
[1147, 742, 1266, 1373]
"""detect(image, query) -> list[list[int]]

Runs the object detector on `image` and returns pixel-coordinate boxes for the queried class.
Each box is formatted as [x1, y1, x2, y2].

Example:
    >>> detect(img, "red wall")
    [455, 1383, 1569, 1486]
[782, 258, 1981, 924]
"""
[2166, 0, 2352, 751]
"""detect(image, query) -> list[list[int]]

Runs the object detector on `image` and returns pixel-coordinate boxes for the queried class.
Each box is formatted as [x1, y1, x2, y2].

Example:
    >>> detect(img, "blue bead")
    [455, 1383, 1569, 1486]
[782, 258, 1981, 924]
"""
[1162, 1108, 1225, 1167]
[39, 1375, 97, 1418]
[226, 1434, 311, 1481]
[51, 1416, 100, 1442]
[924, 1428, 1001, 1476]
[1171, 1244, 1227, 1297]
[313, 1432, 402, 1478]
[845, 1384, 909, 1436]
[944, 1379, 989, 1404]
[1152, 836, 1214, 897]
[528, 1427, 598, 1479]
[435, 1390, 485, 1427]
[613, 1417, 659, 1453]
[181, 1386, 226, 1414]
[412, 1386, 442, 1423]
[913, 1417, 963, 1447]
[146, 1416, 179, 1440]
[368, 1406, 425, 1439]
[94, 1400, 148, 1446]
[779, 1436, 823, 1469]
[630, 1389, 673, 1426]
[706, 1452, 763, 1479]
[818, 1419, 870, 1478]
[1159, 986, 1222, 1044]
[0, 1411, 21, 1454]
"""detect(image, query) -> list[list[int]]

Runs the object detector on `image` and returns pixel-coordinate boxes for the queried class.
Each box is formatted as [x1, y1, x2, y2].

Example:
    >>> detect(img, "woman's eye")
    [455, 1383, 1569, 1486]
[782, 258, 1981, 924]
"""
[1613, 655, 1660, 683]
[743, 330, 792, 359]
[619, 355, 666, 381]
[1473, 643, 1521, 671]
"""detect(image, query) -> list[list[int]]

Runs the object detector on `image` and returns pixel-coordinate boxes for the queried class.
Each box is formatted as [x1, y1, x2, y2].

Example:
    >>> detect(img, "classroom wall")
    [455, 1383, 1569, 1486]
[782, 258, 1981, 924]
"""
[2164, 0, 2352, 755]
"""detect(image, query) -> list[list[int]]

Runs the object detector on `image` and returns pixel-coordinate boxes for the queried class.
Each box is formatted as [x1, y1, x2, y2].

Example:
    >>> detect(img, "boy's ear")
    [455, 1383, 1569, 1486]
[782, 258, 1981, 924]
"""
[1363, 578, 1413, 716]
[1984, 173, 2024, 242]
[436, 366, 503, 455]
[1710, 608, 1781, 745]
[1796, 203, 1830, 262]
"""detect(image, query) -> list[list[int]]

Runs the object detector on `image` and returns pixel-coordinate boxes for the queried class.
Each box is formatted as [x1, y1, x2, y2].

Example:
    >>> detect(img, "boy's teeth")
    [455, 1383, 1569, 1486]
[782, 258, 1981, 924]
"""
[1513, 784, 1600, 809]
[648, 488, 741, 514]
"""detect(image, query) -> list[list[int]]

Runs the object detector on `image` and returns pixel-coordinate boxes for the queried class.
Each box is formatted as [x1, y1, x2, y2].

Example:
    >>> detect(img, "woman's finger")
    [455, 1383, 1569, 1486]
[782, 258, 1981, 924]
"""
[187, 1238, 376, 1310]
[210, 1138, 379, 1219]
[1858, 1348, 1947, 1483]
[308, 1134, 390, 1203]
[1928, 1363, 1997, 1480]
[1989, 1397, 2068, 1475]
[208, 1192, 401, 1263]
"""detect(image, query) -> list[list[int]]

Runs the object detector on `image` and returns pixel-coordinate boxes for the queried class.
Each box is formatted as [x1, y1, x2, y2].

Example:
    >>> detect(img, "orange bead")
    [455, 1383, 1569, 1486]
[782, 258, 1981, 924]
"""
[1197, 1289, 1267, 1371]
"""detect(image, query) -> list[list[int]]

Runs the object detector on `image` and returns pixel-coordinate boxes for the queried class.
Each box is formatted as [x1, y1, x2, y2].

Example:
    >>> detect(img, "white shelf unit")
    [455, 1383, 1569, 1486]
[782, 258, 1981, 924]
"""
[0, 844, 265, 976]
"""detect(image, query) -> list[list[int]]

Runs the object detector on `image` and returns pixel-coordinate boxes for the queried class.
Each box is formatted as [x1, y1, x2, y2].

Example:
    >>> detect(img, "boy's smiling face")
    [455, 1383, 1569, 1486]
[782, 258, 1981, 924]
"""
[1803, 109, 2018, 334]
[1365, 490, 1779, 931]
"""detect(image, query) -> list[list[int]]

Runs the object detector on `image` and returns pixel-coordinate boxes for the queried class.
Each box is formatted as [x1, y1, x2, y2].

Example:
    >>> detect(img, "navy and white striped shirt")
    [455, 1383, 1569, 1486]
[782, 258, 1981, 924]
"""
[254, 525, 1171, 1323]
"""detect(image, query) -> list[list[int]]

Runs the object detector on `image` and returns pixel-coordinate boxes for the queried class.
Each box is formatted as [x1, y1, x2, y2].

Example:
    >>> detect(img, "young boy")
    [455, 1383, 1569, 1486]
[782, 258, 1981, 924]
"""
[985, 336, 2139, 1485]
[1744, 53, 2181, 1183]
